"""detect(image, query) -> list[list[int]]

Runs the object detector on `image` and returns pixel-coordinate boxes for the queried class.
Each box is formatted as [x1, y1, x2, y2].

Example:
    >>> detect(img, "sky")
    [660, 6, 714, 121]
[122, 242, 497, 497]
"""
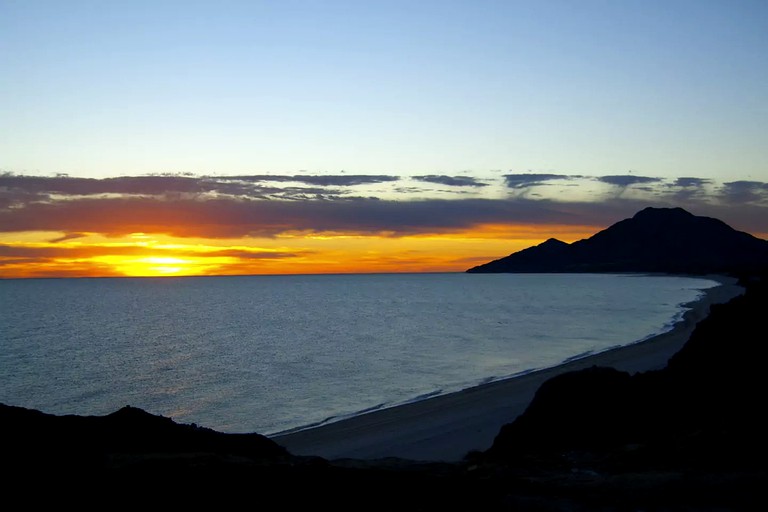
[1, 0, 767, 278]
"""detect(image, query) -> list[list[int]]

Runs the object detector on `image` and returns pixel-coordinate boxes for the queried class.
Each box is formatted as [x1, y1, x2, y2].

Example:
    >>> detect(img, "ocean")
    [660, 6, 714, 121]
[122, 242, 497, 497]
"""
[0, 272, 718, 436]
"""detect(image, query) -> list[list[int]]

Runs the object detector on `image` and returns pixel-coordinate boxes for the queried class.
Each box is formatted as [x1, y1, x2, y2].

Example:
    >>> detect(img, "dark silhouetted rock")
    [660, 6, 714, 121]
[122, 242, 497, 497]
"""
[487, 366, 638, 459]
[0, 403, 292, 474]
[467, 207, 768, 274]
[0, 402, 482, 509]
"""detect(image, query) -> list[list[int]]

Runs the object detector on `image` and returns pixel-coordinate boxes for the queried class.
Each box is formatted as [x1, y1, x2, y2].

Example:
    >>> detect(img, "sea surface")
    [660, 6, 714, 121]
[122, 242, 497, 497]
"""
[0, 273, 718, 435]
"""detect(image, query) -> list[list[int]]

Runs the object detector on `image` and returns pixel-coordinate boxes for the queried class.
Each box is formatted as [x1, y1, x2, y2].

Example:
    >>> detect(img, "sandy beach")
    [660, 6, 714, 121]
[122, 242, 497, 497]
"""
[271, 275, 744, 462]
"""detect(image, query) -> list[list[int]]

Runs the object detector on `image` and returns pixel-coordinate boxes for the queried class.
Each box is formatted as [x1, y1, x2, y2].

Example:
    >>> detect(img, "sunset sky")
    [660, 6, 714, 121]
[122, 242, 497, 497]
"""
[1, 1, 767, 278]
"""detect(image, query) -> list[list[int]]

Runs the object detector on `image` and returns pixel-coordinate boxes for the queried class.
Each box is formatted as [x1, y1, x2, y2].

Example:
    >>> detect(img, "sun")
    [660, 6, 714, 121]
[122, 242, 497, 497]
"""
[93, 255, 198, 277]
[122, 256, 191, 276]
[142, 257, 188, 275]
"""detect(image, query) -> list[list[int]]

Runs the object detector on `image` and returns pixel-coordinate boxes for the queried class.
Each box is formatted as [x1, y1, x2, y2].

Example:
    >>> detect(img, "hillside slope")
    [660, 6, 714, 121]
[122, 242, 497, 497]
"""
[467, 207, 768, 274]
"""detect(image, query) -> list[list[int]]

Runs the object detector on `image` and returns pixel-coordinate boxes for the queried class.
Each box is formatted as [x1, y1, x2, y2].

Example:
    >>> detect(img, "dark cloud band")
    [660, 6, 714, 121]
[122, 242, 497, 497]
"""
[1, 173, 766, 239]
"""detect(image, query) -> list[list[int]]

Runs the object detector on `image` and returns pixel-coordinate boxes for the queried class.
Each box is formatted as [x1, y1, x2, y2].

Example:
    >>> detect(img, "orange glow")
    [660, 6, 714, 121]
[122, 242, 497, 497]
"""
[0, 223, 602, 279]
[105, 256, 193, 276]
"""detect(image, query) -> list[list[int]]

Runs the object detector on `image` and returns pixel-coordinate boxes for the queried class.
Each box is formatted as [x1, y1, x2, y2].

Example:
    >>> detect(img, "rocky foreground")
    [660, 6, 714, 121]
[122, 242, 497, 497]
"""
[3, 276, 768, 510]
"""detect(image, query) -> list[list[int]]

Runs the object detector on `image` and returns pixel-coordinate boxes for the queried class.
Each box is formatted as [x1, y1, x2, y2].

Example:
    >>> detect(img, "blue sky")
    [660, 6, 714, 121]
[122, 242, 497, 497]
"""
[2, 0, 766, 180]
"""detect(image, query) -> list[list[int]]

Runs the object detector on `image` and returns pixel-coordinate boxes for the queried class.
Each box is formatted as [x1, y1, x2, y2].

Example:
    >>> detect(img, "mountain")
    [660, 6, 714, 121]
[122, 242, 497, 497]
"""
[466, 207, 768, 275]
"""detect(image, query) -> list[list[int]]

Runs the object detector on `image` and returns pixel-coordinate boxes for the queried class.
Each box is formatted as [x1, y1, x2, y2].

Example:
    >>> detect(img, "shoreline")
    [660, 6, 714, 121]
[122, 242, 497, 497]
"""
[271, 275, 744, 462]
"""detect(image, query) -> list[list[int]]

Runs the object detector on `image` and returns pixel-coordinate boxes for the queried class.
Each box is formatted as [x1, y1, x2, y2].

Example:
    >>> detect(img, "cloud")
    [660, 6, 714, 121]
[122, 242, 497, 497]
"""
[48, 232, 88, 243]
[597, 175, 663, 187]
[719, 181, 768, 204]
[0, 243, 150, 258]
[412, 175, 489, 187]
[0, 195, 599, 239]
[0, 193, 731, 240]
[203, 249, 309, 260]
[218, 174, 400, 187]
[2, 173, 766, 242]
[673, 177, 712, 188]
[0, 173, 400, 203]
[0, 243, 307, 261]
[503, 174, 575, 189]
[665, 177, 714, 202]
[0, 173, 210, 196]
[596, 175, 667, 199]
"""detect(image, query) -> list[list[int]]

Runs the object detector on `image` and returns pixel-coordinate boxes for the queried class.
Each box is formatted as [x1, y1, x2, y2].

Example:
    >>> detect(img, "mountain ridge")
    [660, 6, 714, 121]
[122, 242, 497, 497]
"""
[467, 206, 768, 274]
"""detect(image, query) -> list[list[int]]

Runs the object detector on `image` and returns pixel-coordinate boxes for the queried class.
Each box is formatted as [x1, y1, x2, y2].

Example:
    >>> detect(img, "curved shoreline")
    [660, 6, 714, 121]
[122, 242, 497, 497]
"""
[271, 275, 744, 462]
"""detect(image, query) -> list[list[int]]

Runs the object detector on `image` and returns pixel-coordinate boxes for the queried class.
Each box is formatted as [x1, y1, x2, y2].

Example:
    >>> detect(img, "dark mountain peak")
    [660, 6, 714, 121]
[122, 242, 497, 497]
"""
[632, 206, 693, 220]
[540, 237, 568, 247]
[627, 206, 727, 231]
[601, 207, 739, 243]
[467, 207, 768, 275]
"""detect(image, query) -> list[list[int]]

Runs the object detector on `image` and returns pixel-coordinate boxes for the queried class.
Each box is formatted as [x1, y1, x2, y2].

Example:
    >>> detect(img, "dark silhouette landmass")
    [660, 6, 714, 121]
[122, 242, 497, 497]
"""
[4, 277, 767, 509]
[467, 207, 768, 274]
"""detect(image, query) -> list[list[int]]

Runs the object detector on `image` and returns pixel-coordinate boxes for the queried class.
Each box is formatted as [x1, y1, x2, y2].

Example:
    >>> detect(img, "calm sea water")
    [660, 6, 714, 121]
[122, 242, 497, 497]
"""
[0, 273, 717, 435]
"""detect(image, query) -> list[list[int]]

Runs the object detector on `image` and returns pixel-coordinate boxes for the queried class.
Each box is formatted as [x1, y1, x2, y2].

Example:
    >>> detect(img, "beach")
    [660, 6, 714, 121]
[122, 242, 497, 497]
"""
[271, 275, 744, 462]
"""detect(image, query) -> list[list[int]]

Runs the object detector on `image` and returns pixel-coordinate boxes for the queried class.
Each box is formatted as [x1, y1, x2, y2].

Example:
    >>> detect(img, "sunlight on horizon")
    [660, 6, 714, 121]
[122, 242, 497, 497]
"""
[104, 256, 196, 277]
[0, 224, 621, 279]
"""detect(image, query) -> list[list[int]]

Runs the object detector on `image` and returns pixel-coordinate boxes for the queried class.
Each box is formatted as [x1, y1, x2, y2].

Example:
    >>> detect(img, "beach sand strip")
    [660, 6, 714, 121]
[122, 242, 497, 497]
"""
[271, 276, 743, 462]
